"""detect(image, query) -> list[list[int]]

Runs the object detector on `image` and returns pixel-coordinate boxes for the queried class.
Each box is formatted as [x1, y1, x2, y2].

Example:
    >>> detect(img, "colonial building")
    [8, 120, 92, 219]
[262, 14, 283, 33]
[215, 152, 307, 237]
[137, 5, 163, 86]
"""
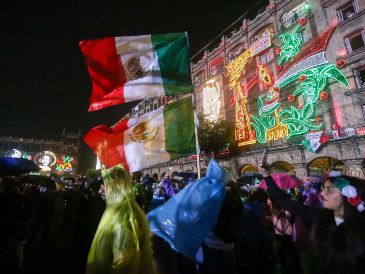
[134, 0, 365, 179]
[0, 130, 81, 175]
[125, 95, 183, 119]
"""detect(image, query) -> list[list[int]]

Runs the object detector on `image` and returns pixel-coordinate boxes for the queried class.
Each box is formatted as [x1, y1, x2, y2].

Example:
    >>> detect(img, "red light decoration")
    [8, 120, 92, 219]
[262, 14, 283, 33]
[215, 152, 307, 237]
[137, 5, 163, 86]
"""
[276, 64, 282, 71]
[299, 74, 307, 82]
[288, 94, 295, 102]
[314, 117, 321, 122]
[276, 26, 336, 81]
[273, 86, 280, 93]
[320, 91, 329, 101]
[336, 59, 346, 68]
[257, 64, 274, 88]
[298, 18, 307, 26]
[356, 127, 365, 135]
[276, 48, 282, 55]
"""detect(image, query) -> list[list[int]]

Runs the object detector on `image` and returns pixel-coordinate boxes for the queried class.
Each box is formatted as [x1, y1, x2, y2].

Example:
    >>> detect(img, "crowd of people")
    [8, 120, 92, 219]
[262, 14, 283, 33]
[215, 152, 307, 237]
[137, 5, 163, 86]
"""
[0, 175, 105, 274]
[1, 163, 365, 274]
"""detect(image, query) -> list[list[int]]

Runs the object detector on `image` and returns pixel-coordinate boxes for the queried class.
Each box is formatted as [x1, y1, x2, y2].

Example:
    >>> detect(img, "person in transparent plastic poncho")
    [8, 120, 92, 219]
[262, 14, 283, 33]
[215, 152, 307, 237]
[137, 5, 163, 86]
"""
[85, 164, 156, 274]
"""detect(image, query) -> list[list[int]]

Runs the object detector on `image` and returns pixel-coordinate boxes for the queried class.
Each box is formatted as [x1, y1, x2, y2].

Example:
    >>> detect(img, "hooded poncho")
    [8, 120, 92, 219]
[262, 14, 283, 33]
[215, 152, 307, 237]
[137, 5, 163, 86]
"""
[86, 164, 156, 274]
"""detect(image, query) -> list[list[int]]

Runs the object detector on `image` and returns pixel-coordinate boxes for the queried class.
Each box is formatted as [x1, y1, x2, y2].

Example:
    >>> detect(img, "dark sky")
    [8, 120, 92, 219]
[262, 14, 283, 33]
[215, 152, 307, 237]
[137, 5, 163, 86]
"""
[0, 0, 267, 171]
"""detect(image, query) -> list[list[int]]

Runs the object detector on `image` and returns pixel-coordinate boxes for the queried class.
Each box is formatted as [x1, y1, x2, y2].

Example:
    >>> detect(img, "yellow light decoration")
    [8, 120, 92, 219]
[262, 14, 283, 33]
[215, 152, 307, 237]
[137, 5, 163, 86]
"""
[235, 94, 257, 146]
[226, 48, 256, 146]
[258, 64, 274, 87]
[226, 48, 254, 89]
[266, 111, 288, 141]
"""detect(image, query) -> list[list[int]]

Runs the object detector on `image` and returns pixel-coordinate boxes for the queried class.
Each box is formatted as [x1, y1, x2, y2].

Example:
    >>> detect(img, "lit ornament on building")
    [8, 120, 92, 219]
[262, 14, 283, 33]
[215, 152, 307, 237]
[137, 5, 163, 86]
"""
[5, 149, 22, 158]
[202, 80, 221, 123]
[55, 155, 74, 173]
[229, 20, 350, 146]
[34, 151, 57, 168]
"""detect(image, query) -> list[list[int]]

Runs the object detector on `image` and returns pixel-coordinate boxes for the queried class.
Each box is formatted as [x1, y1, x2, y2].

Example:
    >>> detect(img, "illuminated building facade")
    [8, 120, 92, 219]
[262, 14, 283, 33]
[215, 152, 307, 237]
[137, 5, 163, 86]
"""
[188, 0, 365, 178]
[126, 95, 183, 119]
[131, 0, 365, 179]
[0, 130, 81, 175]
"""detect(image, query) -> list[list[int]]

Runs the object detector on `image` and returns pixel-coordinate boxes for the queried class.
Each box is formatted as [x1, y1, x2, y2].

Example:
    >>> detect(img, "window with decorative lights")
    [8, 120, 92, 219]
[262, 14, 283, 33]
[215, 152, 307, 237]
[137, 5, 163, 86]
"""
[336, 0, 361, 22]
[281, 1, 310, 29]
[344, 29, 365, 53]
[227, 43, 246, 63]
[209, 60, 224, 77]
[260, 50, 273, 64]
[250, 25, 274, 44]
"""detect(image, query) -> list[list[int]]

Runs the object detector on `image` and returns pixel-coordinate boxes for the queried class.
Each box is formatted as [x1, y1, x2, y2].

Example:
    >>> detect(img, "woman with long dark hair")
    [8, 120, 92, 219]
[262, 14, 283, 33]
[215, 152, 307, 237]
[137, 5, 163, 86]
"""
[267, 196, 301, 274]
[260, 165, 365, 274]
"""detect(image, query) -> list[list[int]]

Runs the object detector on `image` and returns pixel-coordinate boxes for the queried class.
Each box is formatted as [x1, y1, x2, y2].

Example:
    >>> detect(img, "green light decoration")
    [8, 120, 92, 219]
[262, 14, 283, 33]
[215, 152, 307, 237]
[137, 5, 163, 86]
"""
[63, 155, 73, 163]
[279, 64, 349, 139]
[55, 155, 74, 173]
[251, 91, 283, 143]
[252, 65, 349, 143]
[277, 24, 303, 65]
[249, 22, 350, 145]
[22, 153, 32, 160]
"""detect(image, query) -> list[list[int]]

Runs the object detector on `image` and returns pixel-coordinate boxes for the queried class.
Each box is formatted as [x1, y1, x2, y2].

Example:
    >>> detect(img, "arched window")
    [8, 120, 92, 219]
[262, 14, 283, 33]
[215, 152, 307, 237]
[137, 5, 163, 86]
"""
[344, 29, 365, 53]
[307, 157, 344, 176]
[250, 25, 273, 44]
[250, 25, 273, 56]
[239, 164, 259, 176]
[227, 43, 246, 63]
[269, 161, 295, 173]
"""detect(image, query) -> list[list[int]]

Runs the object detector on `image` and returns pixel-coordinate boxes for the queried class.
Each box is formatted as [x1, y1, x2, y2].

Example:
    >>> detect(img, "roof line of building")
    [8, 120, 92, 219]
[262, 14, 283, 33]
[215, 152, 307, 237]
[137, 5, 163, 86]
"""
[190, 0, 269, 60]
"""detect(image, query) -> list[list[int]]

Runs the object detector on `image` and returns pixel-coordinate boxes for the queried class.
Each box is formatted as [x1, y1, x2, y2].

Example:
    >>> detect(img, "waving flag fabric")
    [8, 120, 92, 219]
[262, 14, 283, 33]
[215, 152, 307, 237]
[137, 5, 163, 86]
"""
[302, 131, 330, 152]
[84, 97, 196, 172]
[80, 32, 192, 111]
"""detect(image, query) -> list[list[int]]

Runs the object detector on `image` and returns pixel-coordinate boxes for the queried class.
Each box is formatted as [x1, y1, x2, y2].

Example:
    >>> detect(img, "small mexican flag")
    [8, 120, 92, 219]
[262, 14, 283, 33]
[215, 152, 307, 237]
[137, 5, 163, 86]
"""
[302, 131, 330, 152]
[84, 97, 196, 172]
[80, 32, 192, 111]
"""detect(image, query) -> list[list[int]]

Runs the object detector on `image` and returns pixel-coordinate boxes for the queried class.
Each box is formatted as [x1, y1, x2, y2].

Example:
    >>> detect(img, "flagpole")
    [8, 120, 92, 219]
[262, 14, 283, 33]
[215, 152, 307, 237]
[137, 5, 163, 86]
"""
[186, 32, 201, 179]
[192, 94, 201, 179]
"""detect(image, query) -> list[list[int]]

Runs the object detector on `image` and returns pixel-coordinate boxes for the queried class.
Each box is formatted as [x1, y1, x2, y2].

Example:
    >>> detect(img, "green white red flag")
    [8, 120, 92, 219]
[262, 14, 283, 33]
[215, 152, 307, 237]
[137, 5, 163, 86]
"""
[302, 131, 330, 152]
[84, 97, 196, 172]
[79, 32, 192, 111]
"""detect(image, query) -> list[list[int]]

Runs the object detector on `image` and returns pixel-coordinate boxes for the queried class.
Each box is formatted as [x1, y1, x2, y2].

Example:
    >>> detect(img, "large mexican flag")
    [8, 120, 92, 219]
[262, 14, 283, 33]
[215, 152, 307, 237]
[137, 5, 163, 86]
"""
[84, 97, 196, 172]
[80, 32, 192, 111]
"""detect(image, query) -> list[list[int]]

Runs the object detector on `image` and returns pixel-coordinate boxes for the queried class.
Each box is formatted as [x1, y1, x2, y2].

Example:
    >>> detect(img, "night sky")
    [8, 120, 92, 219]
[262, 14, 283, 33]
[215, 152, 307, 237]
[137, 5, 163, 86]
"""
[1, 0, 268, 171]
